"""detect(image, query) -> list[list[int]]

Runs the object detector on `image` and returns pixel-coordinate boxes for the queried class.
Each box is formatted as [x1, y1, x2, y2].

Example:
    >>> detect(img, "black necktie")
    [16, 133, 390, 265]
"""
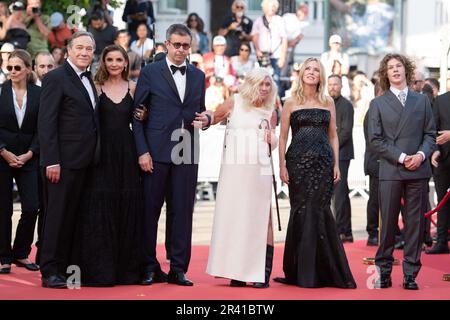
[80, 70, 92, 79]
[170, 65, 186, 75]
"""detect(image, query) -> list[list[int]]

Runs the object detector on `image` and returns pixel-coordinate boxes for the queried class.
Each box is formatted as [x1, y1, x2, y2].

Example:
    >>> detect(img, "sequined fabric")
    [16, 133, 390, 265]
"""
[281, 108, 356, 288]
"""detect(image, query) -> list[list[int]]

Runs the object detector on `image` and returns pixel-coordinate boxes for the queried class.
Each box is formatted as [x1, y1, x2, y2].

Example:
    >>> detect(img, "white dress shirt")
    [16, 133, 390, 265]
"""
[67, 58, 96, 109]
[166, 57, 187, 103]
[389, 86, 425, 164]
[12, 88, 27, 129]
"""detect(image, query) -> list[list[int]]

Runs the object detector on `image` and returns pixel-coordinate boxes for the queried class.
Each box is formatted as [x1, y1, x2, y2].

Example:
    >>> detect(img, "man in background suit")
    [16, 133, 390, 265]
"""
[328, 74, 354, 243]
[368, 53, 436, 290]
[428, 91, 450, 254]
[38, 31, 99, 289]
[133, 24, 211, 286]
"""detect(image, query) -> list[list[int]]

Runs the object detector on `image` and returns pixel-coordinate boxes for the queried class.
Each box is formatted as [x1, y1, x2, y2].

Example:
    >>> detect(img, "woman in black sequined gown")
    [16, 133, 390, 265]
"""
[275, 58, 356, 288]
[71, 46, 142, 286]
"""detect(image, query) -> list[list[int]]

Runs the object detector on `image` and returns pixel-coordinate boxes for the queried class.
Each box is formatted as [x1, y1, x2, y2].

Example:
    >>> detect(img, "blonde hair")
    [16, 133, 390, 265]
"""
[261, 0, 279, 11]
[239, 68, 277, 110]
[291, 57, 329, 106]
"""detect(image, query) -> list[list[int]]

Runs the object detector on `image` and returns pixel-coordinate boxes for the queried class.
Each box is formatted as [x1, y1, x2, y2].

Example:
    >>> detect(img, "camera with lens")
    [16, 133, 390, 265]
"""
[32, 7, 42, 15]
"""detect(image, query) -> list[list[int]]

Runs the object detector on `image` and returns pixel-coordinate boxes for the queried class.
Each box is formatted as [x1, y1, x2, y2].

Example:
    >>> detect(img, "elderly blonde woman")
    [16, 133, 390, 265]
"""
[274, 57, 356, 289]
[206, 68, 278, 288]
[219, 0, 253, 57]
[251, 0, 288, 98]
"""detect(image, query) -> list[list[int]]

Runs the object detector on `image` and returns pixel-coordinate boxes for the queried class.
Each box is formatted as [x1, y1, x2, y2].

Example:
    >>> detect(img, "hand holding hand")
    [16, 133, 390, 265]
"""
[404, 154, 422, 171]
[194, 112, 210, 128]
[17, 151, 33, 165]
[1, 150, 23, 168]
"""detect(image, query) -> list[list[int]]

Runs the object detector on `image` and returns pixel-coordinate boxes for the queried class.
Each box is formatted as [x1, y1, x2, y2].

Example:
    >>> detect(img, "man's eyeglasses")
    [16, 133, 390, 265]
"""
[240, 48, 249, 52]
[235, 5, 244, 9]
[168, 41, 191, 51]
[6, 65, 22, 72]
[414, 80, 424, 85]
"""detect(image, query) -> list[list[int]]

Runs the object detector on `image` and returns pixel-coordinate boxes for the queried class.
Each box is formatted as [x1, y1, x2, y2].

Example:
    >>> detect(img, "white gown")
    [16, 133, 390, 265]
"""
[206, 94, 276, 283]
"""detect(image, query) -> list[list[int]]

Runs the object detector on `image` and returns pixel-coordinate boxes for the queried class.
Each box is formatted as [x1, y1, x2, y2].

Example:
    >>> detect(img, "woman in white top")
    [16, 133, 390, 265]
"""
[130, 23, 153, 61]
[207, 68, 278, 288]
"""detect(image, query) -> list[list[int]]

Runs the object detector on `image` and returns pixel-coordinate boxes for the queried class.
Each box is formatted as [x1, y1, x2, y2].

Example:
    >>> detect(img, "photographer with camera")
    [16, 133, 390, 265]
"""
[24, 0, 50, 57]
[0, 2, 30, 50]
[218, 0, 253, 58]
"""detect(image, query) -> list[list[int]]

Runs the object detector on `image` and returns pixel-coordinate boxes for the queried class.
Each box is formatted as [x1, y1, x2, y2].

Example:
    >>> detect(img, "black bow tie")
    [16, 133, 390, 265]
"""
[80, 70, 92, 79]
[170, 65, 186, 75]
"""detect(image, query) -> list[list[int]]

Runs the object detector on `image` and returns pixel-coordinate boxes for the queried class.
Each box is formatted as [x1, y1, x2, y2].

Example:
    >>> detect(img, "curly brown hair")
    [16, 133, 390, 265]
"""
[378, 53, 415, 92]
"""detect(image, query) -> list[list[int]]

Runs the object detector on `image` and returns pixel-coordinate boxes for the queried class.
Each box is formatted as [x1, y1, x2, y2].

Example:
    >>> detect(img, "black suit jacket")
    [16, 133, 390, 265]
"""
[38, 61, 99, 169]
[0, 80, 40, 171]
[433, 91, 450, 174]
[368, 89, 436, 181]
[334, 95, 354, 161]
[132, 59, 206, 164]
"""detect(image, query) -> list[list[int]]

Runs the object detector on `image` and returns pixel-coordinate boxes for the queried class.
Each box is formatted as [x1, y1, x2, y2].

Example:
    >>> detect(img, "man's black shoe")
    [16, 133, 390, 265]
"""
[403, 276, 419, 290]
[42, 275, 67, 289]
[140, 270, 168, 285]
[375, 276, 392, 288]
[367, 237, 378, 246]
[14, 259, 40, 271]
[425, 243, 450, 254]
[168, 271, 193, 286]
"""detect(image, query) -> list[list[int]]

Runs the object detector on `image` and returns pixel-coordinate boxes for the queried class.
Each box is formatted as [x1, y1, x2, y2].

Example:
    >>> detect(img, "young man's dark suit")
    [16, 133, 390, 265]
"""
[368, 88, 435, 286]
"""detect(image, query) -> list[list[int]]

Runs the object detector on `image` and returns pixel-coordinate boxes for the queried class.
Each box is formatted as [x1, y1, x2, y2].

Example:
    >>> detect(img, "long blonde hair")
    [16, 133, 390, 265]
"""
[291, 57, 328, 106]
[238, 68, 277, 110]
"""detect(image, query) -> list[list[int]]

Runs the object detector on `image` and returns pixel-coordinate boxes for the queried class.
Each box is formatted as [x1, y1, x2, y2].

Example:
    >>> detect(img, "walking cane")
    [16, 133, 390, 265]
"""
[260, 119, 282, 231]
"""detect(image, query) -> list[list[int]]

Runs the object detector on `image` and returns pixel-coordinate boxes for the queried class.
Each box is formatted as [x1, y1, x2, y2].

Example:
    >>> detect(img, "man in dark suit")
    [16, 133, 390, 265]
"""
[363, 82, 383, 246]
[133, 24, 211, 286]
[368, 53, 436, 290]
[328, 74, 354, 242]
[38, 31, 99, 289]
[428, 91, 450, 254]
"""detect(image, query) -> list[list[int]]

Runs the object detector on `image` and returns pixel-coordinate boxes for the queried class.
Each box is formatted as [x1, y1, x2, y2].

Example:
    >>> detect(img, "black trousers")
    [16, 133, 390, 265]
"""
[39, 168, 88, 277]
[0, 168, 39, 264]
[376, 179, 428, 277]
[433, 169, 450, 244]
[142, 162, 198, 274]
[366, 175, 380, 238]
[164, 183, 173, 260]
[332, 160, 352, 236]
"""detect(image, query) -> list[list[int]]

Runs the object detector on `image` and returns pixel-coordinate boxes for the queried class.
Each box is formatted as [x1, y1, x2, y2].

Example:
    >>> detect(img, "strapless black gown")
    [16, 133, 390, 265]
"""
[281, 108, 356, 288]
[72, 89, 143, 286]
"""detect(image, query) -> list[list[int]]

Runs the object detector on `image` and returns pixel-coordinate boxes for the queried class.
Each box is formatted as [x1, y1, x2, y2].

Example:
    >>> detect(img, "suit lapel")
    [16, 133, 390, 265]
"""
[183, 64, 194, 103]
[161, 61, 182, 102]
[384, 90, 404, 115]
[20, 83, 36, 130]
[64, 61, 95, 111]
[4, 81, 20, 131]
[395, 90, 418, 138]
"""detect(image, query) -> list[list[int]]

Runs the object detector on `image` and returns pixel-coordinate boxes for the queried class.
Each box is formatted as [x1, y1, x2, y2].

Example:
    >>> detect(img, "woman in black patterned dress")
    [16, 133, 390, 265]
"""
[275, 57, 356, 288]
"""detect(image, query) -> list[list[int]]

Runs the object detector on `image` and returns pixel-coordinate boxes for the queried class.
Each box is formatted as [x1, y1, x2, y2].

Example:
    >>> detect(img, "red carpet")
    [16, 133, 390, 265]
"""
[0, 241, 449, 300]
